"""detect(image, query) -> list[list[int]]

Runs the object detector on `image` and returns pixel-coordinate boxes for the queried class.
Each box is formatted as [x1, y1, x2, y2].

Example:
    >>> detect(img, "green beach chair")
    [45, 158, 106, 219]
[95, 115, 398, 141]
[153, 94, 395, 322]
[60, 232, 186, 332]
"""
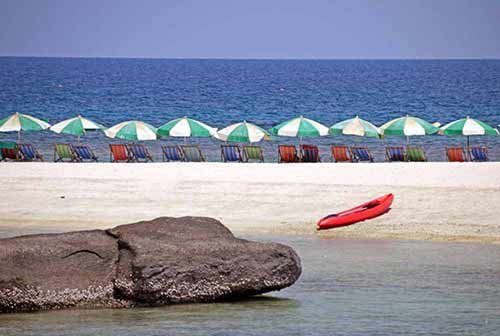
[181, 145, 205, 162]
[406, 146, 427, 162]
[243, 145, 264, 162]
[54, 144, 77, 162]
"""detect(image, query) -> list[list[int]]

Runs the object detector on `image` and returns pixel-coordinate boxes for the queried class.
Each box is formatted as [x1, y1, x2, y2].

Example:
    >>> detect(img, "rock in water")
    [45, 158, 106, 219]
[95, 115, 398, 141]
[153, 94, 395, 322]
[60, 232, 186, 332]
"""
[0, 217, 301, 313]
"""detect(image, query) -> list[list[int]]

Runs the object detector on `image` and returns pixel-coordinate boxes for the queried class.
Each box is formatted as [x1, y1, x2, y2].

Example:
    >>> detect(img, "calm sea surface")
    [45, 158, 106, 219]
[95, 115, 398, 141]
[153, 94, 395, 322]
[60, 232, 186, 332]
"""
[0, 58, 499, 161]
[1, 234, 499, 335]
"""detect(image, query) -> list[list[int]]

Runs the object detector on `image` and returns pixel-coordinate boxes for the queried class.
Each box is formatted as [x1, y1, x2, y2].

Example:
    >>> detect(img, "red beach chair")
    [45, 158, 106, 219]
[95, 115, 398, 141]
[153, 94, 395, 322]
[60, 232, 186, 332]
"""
[278, 145, 299, 163]
[300, 144, 321, 162]
[446, 147, 466, 162]
[331, 145, 352, 162]
[109, 144, 130, 162]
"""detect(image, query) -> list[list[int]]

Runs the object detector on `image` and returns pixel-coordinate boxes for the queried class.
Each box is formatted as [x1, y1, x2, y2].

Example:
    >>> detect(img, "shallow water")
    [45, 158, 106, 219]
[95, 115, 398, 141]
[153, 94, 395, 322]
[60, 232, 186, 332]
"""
[1, 234, 499, 335]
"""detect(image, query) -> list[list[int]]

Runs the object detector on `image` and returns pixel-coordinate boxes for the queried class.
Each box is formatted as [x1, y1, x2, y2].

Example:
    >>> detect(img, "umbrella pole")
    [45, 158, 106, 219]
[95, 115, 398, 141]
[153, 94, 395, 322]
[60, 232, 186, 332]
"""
[18, 130, 22, 141]
[467, 136, 470, 161]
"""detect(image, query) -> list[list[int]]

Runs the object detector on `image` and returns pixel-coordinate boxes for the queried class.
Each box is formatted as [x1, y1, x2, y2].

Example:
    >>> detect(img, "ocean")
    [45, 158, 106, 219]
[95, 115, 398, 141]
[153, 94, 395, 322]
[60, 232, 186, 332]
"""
[1, 234, 500, 336]
[0, 57, 499, 161]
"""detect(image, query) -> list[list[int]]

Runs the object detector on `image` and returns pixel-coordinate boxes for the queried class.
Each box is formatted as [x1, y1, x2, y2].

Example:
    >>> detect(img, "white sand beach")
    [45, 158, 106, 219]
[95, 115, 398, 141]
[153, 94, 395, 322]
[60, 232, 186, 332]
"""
[1, 162, 500, 243]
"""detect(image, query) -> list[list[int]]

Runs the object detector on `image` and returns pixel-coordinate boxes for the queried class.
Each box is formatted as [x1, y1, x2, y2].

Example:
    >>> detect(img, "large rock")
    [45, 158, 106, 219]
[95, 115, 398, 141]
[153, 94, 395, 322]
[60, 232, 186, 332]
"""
[0, 217, 301, 313]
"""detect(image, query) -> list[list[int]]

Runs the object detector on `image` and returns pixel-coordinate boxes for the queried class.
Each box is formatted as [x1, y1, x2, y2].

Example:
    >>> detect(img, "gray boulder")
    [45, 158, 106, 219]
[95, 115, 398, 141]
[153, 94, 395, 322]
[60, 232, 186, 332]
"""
[0, 217, 301, 313]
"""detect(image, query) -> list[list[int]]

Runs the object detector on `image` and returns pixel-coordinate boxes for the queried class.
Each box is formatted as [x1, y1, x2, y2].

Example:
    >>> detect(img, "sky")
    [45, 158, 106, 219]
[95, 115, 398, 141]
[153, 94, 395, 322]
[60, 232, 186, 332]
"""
[0, 0, 499, 59]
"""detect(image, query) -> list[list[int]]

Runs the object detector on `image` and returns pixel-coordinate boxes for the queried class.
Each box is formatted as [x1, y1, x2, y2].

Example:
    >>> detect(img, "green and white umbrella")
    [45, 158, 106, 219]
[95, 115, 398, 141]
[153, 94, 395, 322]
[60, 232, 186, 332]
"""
[269, 116, 329, 139]
[0, 112, 50, 139]
[157, 116, 217, 138]
[104, 120, 157, 141]
[440, 116, 499, 149]
[50, 115, 105, 139]
[214, 121, 270, 143]
[380, 115, 439, 142]
[329, 116, 380, 138]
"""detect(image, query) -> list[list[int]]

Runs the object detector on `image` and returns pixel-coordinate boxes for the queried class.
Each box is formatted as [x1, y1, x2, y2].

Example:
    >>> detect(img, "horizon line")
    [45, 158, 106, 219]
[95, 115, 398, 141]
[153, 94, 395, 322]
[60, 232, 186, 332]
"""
[0, 55, 499, 61]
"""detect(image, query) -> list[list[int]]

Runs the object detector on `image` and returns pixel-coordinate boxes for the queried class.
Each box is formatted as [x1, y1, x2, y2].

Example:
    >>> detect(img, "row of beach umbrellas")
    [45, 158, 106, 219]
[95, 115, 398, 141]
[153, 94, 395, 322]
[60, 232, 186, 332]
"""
[0, 113, 498, 147]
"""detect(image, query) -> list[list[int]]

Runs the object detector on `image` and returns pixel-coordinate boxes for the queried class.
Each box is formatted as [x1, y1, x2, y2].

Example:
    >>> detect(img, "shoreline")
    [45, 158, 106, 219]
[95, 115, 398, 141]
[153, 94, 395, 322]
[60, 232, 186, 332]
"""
[1, 162, 500, 244]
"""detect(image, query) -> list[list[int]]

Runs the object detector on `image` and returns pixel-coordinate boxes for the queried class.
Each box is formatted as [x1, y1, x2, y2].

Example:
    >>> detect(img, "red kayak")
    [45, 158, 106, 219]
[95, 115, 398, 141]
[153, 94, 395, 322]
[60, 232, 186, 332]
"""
[317, 193, 393, 230]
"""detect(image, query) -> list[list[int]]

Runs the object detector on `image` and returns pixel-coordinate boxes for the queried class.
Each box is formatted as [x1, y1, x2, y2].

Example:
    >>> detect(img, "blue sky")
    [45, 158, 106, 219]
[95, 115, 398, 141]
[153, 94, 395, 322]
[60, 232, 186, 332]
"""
[0, 0, 499, 58]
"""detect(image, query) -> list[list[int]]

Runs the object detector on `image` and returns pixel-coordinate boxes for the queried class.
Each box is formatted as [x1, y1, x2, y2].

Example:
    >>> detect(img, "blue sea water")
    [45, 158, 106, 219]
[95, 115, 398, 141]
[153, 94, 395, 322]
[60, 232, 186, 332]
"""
[0, 57, 499, 161]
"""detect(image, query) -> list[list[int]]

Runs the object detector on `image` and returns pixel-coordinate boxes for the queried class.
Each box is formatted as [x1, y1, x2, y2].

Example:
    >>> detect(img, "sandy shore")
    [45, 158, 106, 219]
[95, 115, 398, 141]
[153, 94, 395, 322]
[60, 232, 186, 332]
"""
[1, 162, 500, 243]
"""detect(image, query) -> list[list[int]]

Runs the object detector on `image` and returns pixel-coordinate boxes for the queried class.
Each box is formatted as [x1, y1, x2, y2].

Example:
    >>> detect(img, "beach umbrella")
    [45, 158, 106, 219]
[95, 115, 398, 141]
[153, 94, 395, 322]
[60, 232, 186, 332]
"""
[440, 116, 499, 149]
[50, 115, 105, 140]
[329, 116, 380, 138]
[269, 115, 329, 142]
[104, 120, 157, 141]
[0, 112, 50, 139]
[157, 116, 217, 139]
[214, 121, 270, 143]
[380, 115, 439, 143]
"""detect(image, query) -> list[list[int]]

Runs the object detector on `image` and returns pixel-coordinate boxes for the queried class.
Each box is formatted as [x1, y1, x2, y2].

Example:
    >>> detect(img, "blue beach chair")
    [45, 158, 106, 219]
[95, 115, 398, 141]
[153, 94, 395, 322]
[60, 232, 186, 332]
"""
[221, 144, 242, 162]
[385, 146, 405, 162]
[18, 143, 44, 161]
[181, 145, 205, 162]
[128, 144, 154, 162]
[350, 146, 374, 162]
[469, 146, 489, 162]
[72, 144, 98, 162]
[162, 145, 184, 162]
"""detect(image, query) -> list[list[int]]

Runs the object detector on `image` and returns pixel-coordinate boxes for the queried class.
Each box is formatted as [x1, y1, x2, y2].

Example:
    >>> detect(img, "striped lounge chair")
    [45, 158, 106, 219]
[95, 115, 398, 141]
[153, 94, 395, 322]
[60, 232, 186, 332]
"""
[406, 146, 427, 162]
[0, 142, 19, 161]
[350, 146, 374, 162]
[331, 145, 352, 162]
[18, 143, 44, 161]
[300, 144, 321, 162]
[446, 147, 466, 162]
[72, 144, 98, 162]
[54, 143, 77, 162]
[128, 144, 154, 162]
[278, 145, 299, 163]
[385, 146, 405, 162]
[181, 145, 205, 162]
[469, 146, 489, 162]
[243, 145, 264, 162]
[109, 144, 130, 162]
[221, 144, 242, 162]
[162, 145, 184, 162]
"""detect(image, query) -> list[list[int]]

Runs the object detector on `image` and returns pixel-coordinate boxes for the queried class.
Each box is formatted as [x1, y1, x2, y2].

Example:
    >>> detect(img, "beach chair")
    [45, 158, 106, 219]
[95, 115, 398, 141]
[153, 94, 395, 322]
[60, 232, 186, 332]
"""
[54, 143, 77, 162]
[243, 145, 264, 162]
[72, 144, 98, 162]
[406, 146, 427, 162]
[446, 147, 466, 162]
[221, 144, 242, 162]
[469, 146, 489, 162]
[350, 146, 374, 162]
[161, 145, 184, 162]
[300, 144, 321, 162]
[278, 145, 299, 163]
[331, 145, 352, 162]
[109, 144, 130, 162]
[0, 142, 20, 161]
[18, 143, 44, 161]
[128, 144, 154, 162]
[180, 145, 205, 162]
[385, 146, 405, 162]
